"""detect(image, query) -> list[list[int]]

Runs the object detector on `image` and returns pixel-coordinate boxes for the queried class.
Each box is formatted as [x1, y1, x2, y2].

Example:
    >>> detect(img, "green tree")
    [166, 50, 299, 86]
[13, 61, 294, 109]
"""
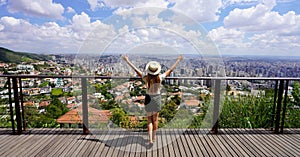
[160, 101, 178, 122]
[292, 82, 300, 105]
[110, 108, 130, 128]
[45, 98, 68, 119]
[100, 100, 118, 110]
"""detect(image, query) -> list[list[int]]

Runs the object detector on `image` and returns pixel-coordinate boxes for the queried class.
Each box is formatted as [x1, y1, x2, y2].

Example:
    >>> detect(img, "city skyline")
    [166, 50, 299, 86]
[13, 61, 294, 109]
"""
[0, 0, 299, 56]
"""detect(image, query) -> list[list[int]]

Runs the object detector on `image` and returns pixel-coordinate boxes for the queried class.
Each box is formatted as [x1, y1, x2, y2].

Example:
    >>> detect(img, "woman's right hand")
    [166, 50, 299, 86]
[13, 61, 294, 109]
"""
[122, 54, 129, 62]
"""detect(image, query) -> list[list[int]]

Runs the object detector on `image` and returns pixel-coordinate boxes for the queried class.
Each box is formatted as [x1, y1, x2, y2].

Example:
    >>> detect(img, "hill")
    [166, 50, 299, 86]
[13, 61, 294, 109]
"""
[0, 47, 51, 63]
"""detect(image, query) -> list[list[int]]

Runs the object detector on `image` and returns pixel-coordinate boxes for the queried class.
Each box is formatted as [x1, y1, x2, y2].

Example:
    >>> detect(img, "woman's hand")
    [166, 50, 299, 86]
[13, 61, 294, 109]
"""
[122, 54, 129, 62]
[177, 55, 183, 61]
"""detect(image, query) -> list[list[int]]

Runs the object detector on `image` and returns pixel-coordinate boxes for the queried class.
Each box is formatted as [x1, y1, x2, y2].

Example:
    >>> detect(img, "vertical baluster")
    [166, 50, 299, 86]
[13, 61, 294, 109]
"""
[212, 79, 221, 134]
[19, 77, 26, 131]
[7, 77, 15, 134]
[270, 80, 278, 130]
[12, 77, 22, 134]
[274, 80, 284, 134]
[280, 80, 289, 133]
[81, 77, 89, 134]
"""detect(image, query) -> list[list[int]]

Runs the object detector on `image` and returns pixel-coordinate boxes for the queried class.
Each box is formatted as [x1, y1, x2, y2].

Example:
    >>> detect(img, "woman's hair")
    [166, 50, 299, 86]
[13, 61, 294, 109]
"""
[143, 74, 161, 93]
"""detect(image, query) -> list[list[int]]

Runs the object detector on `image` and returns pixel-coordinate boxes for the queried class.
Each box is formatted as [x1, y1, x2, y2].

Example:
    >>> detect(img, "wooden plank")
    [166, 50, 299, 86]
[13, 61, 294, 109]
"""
[165, 129, 174, 157]
[170, 128, 181, 157]
[140, 130, 148, 157]
[183, 129, 201, 157]
[134, 130, 143, 157]
[222, 129, 251, 157]
[40, 129, 77, 156]
[232, 129, 271, 156]
[154, 129, 164, 157]
[117, 130, 132, 157]
[0, 128, 44, 155]
[49, 129, 81, 156]
[71, 133, 92, 156]
[209, 132, 233, 157]
[246, 129, 288, 155]
[249, 129, 300, 156]
[206, 133, 226, 157]
[160, 129, 168, 157]
[107, 128, 125, 157]
[237, 130, 276, 156]
[0, 130, 15, 148]
[97, 129, 116, 157]
[57, 129, 88, 156]
[175, 129, 189, 157]
[272, 134, 300, 156]
[218, 130, 242, 156]
[6, 128, 55, 156]
[91, 129, 111, 157]
[78, 130, 105, 156]
[191, 129, 210, 157]
[227, 129, 258, 156]
[129, 130, 138, 157]
[122, 130, 135, 157]
[199, 130, 221, 157]
[62, 130, 90, 156]
[216, 135, 237, 157]
[39, 129, 78, 156]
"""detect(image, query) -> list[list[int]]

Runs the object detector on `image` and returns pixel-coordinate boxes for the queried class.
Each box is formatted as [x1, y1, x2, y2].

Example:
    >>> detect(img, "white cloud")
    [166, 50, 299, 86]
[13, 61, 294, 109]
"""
[0, 13, 116, 53]
[0, 0, 7, 6]
[219, 0, 300, 55]
[223, 0, 281, 31]
[102, 0, 168, 9]
[7, 0, 64, 19]
[222, 0, 259, 8]
[66, 7, 75, 14]
[248, 31, 300, 56]
[100, 0, 221, 22]
[170, 0, 222, 22]
[101, 8, 217, 55]
[87, 0, 105, 11]
[207, 26, 246, 48]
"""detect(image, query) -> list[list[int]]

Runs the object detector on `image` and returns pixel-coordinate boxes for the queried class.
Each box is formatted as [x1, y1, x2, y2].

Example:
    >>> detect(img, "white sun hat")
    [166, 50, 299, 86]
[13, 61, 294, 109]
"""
[145, 61, 161, 75]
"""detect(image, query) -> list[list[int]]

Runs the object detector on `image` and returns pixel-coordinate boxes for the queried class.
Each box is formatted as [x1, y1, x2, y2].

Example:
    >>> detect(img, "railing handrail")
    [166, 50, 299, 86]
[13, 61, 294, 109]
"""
[1, 74, 299, 134]
[1, 74, 300, 80]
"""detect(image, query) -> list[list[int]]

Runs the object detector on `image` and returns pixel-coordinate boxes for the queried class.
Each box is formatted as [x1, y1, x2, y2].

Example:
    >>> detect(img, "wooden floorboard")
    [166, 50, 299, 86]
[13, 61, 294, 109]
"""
[0, 128, 300, 157]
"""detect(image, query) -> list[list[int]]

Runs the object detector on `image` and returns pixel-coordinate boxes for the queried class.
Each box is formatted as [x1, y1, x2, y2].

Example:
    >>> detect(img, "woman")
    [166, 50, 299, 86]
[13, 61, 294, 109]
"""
[122, 54, 183, 144]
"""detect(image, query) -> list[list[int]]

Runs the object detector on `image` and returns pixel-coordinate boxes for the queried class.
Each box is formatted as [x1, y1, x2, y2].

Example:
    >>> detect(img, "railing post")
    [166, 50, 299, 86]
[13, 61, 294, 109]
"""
[280, 80, 289, 133]
[274, 80, 284, 134]
[19, 78, 26, 131]
[212, 79, 221, 134]
[7, 77, 15, 134]
[270, 80, 278, 130]
[81, 77, 89, 134]
[12, 77, 22, 134]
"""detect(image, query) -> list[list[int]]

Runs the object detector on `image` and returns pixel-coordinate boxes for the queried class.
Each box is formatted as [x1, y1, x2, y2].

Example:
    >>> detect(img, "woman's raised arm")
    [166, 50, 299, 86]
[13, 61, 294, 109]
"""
[164, 55, 183, 77]
[122, 54, 143, 77]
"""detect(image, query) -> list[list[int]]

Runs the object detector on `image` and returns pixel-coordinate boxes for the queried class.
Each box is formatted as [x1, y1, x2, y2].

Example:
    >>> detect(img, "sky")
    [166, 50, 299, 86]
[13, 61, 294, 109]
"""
[0, 0, 299, 56]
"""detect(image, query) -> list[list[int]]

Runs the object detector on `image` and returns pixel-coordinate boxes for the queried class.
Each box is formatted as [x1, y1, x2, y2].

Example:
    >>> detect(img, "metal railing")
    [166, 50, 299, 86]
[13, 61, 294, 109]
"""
[0, 75, 299, 135]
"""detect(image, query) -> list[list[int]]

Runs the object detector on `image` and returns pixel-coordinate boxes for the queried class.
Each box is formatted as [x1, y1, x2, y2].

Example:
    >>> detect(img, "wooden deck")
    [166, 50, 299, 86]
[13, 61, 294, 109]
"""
[0, 128, 299, 157]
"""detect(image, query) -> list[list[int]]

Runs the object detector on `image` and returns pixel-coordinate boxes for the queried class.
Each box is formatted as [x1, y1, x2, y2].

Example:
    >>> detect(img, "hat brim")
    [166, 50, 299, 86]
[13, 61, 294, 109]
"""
[145, 61, 161, 75]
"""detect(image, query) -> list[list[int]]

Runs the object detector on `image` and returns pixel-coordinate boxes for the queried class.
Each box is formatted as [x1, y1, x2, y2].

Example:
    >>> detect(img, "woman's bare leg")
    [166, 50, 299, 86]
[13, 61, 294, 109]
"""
[152, 112, 159, 142]
[147, 112, 154, 143]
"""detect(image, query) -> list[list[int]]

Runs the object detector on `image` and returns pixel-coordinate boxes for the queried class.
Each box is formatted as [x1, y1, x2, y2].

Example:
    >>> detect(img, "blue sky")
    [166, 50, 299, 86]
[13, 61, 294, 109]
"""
[0, 0, 299, 56]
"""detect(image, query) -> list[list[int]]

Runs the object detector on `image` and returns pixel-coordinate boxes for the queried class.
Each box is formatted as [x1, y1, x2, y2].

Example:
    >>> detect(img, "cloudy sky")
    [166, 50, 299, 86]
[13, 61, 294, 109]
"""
[0, 0, 299, 56]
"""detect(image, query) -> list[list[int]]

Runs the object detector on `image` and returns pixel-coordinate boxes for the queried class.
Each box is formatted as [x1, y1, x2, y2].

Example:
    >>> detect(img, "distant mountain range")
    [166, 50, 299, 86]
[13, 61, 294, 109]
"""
[0, 47, 51, 63]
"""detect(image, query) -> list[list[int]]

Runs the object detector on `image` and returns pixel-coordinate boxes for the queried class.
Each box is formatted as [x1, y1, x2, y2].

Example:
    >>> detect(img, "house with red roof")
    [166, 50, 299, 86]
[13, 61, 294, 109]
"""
[56, 105, 112, 128]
